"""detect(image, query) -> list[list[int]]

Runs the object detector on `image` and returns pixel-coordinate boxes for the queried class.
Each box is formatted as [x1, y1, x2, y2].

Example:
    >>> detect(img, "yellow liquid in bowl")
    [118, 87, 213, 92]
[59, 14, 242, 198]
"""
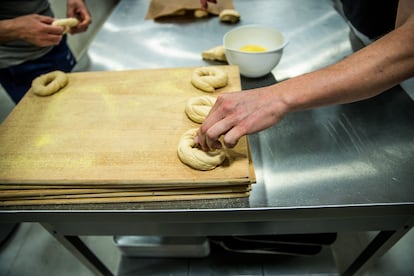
[239, 44, 267, 52]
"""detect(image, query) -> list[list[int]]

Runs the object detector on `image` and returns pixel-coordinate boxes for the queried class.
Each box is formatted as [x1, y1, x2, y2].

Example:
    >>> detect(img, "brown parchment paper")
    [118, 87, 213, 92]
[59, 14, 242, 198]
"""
[145, 0, 234, 20]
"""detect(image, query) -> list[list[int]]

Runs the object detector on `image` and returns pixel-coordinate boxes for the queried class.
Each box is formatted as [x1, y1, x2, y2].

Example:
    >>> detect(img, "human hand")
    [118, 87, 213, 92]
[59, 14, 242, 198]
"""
[195, 87, 288, 151]
[11, 14, 64, 47]
[66, 0, 91, 34]
[200, 0, 217, 9]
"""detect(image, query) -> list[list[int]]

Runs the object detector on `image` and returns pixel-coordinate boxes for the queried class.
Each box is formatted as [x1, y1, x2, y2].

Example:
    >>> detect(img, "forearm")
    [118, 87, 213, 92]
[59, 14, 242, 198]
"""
[277, 5, 414, 113]
[0, 19, 20, 43]
[278, 28, 413, 114]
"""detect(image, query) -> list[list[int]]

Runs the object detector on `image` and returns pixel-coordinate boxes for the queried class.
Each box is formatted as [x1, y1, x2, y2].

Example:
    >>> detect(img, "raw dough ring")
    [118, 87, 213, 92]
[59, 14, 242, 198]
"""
[177, 128, 226, 171]
[31, 70, 68, 96]
[191, 67, 228, 92]
[219, 9, 241, 23]
[185, 95, 216, 123]
[202, 45, 227, 62]
[52, 17, 79, 33]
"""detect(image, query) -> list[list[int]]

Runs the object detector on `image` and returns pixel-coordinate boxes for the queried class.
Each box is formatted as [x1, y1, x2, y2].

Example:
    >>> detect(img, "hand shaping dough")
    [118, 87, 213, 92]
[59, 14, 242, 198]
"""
[52, 17, 79, 33]
[202, 45, 227, 62]
[185, 95, 216, 124]
[31, 71, 68, 96]
[191, 67, 228, 92]
[177, 128, 226, 170]
[219, 9, 241, 23]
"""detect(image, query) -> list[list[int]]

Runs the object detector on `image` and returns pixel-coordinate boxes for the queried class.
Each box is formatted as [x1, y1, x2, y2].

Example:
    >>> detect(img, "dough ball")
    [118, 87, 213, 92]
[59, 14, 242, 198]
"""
[52, 17, 79, 33]
[219, 9, 240, 23]
[191, 66, 228, 92]
[194, 9, 209, 18]
[31, 70, 68, 96]
[202, 45, 227, 62]
[185, 95, 216, 124]
[177, 128, 226, 171]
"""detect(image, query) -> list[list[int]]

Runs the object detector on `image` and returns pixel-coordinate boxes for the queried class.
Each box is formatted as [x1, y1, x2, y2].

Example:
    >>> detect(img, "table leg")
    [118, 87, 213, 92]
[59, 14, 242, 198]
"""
[342, 225, 412, 275]
[41, 223, 113, 276]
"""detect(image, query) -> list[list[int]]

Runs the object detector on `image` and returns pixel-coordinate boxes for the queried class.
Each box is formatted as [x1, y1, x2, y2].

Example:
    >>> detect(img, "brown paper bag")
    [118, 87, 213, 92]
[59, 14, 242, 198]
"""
[145, 0, 234, 20]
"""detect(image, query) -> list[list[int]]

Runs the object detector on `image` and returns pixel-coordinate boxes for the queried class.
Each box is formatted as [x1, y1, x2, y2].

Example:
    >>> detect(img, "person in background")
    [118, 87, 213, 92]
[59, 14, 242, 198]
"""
[196, 0, 414, 151]
[0, 0, 91, 103]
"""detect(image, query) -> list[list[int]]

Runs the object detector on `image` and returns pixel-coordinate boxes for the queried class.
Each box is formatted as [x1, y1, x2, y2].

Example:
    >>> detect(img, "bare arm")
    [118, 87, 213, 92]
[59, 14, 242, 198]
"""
[0, 14, 63, 46]
[196, 0, 414, 151]
[0, 0, 91, 46]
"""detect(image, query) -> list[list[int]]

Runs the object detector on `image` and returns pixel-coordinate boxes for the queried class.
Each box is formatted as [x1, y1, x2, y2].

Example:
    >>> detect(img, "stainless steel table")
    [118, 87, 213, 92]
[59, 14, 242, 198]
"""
[1, 0, 413, 275]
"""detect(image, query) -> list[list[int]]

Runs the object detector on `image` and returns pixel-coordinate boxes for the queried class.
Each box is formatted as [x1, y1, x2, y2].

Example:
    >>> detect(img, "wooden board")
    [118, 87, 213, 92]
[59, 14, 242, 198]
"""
[0, 66, 253, 187]
[0, 185, 251, 199]
[0, 192, 250, 206]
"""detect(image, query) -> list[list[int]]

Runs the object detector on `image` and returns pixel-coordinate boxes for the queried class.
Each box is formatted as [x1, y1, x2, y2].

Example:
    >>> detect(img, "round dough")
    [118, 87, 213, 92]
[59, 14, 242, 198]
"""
[177, 128, 226, 171]
[52, 17, 79, 33]
[31, 71, 68, 96]
[219, 9, 241, 23]
[185, 95, 216, 124]
[191, 67, 228, 92]
[194, 9, 209, 18]
[202, 45, 227, 62]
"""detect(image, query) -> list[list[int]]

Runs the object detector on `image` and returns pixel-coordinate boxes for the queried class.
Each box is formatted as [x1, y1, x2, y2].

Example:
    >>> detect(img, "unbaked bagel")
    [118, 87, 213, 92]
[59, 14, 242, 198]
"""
[177, 128, 226, 170]
[185, 95, 216, 124]
[202, 45, 227, 62]
[191, 67, 228, 92]
[52, 17, 79, 33]
[31, 70, 68, 96]
[219, 9, 241, 23]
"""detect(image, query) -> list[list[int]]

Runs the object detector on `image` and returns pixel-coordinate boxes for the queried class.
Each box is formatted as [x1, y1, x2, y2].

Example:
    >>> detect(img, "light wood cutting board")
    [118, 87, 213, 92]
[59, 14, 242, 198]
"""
[0, 66, 254, 186]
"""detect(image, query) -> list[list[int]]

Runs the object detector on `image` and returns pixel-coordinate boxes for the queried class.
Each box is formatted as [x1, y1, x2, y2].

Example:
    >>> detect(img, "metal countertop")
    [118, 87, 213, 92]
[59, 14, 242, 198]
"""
[2, 0, 414, 213]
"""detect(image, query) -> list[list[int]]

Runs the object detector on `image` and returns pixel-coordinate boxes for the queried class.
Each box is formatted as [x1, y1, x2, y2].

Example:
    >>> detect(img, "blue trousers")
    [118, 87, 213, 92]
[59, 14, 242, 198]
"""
[0, 36, 76, 103]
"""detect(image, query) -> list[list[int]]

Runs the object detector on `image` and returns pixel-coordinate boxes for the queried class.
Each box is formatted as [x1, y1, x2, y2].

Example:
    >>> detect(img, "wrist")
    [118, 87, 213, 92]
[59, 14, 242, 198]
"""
[0, 19, 20, 43]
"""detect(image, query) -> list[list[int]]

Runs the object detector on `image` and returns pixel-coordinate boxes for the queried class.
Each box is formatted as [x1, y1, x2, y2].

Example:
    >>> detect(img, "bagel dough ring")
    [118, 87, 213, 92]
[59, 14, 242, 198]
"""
[31, 71, 68, 96]
[52, 17, 79, 33]
[194, 9, 209, 18]
[202, 45, 227, 62]
[191, 67, 228, 92]
[177, 128, 226, 171]
[185, 95, 216, 124]
[219, 9, 241, 23]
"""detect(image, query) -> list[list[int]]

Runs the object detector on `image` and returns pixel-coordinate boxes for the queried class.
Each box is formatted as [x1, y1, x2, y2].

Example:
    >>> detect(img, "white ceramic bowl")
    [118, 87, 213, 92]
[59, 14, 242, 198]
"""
[223, 25, 288, 78]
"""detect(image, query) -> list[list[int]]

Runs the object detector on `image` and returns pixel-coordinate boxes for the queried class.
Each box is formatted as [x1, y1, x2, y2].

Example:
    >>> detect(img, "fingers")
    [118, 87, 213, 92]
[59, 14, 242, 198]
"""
[200, 0, 217, 9]
[200, 0, 208, 9]
[195, 95, 245, 151]
[196, 120, 243, 151]
[34, 15, 64, 36]
[38, 15, 55, 25]
[195, 129, 223, 152]
[17, 15, 64, 46]
[67, 0, 92, 34]
[68, 12, 91, 34]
